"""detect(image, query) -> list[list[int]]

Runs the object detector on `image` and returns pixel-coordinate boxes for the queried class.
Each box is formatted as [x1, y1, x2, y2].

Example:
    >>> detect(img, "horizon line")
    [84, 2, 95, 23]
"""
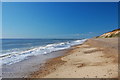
[0, 37, 87, 39]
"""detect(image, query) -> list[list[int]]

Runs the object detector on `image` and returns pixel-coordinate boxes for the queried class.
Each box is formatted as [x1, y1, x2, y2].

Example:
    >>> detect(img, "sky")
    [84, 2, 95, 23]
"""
[2, 2, 118, 39]
[1, 0, 120, 2]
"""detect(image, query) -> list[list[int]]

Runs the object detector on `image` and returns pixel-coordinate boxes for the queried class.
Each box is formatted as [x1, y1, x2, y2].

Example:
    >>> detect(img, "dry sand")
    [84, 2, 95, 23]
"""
[30, 38, 118, 78]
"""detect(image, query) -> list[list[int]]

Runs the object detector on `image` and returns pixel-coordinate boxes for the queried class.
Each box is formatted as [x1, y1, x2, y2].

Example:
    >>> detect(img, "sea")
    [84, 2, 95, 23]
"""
[1, 39, 87, 65]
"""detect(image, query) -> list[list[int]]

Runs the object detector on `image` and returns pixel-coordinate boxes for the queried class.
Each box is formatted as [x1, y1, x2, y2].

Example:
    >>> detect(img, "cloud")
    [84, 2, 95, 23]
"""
[88, 32, 93, 34]
[43, 32, 96, 39]
[73, 32, 93, 36]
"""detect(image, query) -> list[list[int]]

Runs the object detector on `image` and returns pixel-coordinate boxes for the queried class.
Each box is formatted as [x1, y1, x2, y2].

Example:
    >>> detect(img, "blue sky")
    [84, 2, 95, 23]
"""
[2, 0, 120, 2]
[2, 2, 118, 39]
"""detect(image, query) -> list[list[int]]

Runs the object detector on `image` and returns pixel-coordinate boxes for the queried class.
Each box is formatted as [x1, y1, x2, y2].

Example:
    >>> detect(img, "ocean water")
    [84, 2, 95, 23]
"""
[1, 39, 87, 65]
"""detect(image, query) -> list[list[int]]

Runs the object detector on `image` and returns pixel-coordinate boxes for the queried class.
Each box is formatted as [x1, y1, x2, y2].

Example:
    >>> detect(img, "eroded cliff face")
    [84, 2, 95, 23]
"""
[97, 29, 120, 38]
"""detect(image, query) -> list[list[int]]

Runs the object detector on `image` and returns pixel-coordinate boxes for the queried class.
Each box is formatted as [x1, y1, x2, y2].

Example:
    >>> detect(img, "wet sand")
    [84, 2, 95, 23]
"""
[2, 49, 70, 78]
[30, 38, 118, 78]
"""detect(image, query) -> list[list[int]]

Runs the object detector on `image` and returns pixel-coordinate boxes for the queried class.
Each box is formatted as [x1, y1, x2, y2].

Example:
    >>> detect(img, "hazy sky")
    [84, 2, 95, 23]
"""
[2, 2, 118, 39]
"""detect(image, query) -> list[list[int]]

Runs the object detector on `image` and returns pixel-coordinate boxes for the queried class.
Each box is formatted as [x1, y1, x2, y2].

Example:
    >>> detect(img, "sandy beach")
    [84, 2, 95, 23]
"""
[30, 38, 118, 78]
[2, 2, 119, 79]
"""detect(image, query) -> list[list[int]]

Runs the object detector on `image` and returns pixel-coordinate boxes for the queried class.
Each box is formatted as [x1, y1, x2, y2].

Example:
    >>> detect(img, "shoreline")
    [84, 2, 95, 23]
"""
[2, 41, 81, 78]
[30, 38, 118, 78]
[29, 45, 79, 78]
[2, 48, 73, 78]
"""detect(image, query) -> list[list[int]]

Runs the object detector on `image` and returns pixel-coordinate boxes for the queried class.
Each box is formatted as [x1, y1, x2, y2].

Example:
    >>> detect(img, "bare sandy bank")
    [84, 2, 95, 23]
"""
[30, 38, 118, 78]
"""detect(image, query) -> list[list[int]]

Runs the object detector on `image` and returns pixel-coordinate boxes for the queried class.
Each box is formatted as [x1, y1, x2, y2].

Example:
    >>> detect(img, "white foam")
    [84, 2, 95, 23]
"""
[1, 39, 87, 65]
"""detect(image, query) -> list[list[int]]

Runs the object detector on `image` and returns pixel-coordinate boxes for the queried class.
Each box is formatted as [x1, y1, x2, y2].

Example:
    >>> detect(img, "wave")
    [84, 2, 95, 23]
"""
[1, 39, 87, 65]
